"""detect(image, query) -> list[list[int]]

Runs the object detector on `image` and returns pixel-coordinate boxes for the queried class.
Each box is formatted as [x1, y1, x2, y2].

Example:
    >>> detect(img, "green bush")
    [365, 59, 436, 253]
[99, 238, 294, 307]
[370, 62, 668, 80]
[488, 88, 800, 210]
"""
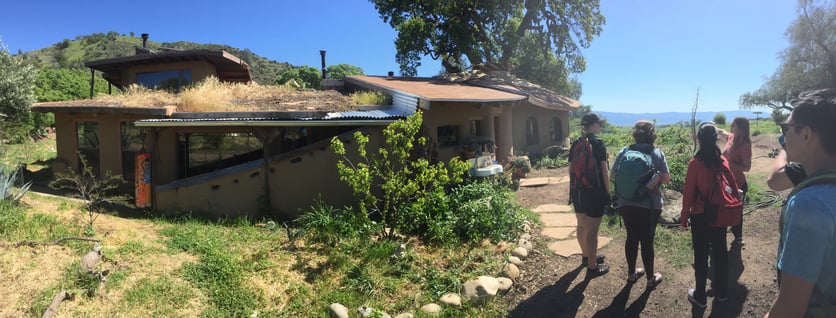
[713, 113, 726, 125]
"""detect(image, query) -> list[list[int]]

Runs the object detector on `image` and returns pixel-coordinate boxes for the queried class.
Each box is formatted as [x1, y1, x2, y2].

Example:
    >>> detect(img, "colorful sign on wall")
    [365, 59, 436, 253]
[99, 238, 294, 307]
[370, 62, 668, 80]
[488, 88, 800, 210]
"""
[135, 153, 152, 208]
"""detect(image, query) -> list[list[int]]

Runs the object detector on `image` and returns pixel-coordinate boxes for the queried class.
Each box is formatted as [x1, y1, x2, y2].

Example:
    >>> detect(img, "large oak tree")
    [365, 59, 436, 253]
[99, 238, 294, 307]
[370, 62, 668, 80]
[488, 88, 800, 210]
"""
[741, 0, 836, 111]
[371, 0, 604, 97]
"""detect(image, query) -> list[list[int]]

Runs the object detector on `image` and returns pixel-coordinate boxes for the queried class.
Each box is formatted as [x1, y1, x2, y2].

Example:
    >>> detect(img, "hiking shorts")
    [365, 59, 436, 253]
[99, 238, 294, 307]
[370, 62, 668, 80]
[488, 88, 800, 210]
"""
[571, 188, 607, 218]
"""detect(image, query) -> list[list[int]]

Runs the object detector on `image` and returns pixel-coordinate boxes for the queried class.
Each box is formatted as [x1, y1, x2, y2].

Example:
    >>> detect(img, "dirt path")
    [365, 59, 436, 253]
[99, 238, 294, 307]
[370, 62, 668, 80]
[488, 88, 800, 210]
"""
[504, 135, 783, 317]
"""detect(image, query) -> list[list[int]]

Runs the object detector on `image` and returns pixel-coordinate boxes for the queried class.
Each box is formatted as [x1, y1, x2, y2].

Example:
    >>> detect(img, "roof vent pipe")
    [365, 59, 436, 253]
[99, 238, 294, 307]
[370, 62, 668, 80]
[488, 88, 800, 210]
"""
[320, 50, 327, 79]
[141, 33, 149, 48]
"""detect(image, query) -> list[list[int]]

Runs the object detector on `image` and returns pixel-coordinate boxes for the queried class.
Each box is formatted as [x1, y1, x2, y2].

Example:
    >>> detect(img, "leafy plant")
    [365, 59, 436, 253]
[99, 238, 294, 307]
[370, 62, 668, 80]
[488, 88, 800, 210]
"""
[330, 110, 469, 239]
[0, 165, 31, 203]
[713, 112, 727, 125]
[48, 153, 127, 234]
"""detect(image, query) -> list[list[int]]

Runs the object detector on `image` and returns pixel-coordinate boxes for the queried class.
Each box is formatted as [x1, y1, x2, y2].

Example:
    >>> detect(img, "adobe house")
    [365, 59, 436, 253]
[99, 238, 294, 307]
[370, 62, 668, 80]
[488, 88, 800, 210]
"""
[32, 43, 579, 219]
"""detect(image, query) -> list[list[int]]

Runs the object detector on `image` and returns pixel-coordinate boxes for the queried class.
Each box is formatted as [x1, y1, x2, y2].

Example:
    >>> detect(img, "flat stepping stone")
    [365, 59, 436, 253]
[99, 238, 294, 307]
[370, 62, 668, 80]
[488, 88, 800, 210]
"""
[547, 236, 612, 257]
[519, 178, 550, 187]
[532, 204, 573, 213]
[539, 213, 577, 227]
[541, 227, 575, 240]
[554, 175, 570, 184]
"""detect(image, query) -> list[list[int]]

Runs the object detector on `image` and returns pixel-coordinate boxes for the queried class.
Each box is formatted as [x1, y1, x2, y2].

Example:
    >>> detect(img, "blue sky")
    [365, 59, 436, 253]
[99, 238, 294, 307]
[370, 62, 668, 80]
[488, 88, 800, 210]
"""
[1, 0, 796, 113]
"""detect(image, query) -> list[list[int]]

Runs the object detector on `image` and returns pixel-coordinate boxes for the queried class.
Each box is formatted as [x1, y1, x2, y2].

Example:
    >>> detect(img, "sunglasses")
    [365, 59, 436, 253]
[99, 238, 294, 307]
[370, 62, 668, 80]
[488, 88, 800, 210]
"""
[779, 122, 803, 135]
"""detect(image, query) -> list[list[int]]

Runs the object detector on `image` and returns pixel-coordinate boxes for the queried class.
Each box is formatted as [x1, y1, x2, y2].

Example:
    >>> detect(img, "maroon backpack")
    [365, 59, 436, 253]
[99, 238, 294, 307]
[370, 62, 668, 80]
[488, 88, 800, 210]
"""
[702, 163, 744, 227]
[569, 136, 600, 191]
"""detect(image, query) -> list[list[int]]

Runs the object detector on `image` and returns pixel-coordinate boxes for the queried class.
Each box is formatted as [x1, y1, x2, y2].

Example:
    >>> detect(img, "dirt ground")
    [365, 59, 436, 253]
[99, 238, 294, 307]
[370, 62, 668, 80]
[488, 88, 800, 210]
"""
[503, 134, 784, 318]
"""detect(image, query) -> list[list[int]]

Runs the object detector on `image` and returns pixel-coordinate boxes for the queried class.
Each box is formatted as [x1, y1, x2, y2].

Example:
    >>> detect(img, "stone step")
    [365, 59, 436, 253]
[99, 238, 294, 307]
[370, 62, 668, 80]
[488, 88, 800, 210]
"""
[547, 236, 612, 257]
[532, 204, 573, 213]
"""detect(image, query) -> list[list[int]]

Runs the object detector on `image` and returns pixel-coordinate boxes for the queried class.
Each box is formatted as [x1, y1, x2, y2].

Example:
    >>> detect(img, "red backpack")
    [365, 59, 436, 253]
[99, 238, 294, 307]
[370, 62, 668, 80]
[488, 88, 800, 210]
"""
[570, 136, 600, 191]
[702, 162, 744, 227]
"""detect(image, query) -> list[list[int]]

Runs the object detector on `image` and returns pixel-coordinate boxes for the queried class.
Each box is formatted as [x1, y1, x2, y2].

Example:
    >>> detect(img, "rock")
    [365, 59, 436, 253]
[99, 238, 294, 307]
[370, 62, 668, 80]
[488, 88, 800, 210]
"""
[520, 233, 532, 241]
[503, 263, 521, 279]
[660, 189, 683, 225]
[328, 303, 349, 318]
[419, 303, 442, 315]
[497, 277, 513, 292]
[511, 247, 529, 259]
[80, 245, 102, 274]
[439, 293, 462, 307]
[518, 238, 533, 250]
[461, 276, 500, 301]
[508, 256, 522, 265]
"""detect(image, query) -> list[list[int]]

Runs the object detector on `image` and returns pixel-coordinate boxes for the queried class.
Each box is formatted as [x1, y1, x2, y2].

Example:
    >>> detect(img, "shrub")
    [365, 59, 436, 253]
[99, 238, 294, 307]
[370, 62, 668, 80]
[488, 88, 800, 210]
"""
[713, 113, 726, 125]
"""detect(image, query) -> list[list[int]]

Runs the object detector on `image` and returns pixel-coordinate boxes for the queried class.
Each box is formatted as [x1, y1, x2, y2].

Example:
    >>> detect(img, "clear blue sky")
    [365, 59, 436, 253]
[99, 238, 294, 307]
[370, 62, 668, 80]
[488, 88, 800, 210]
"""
[1, 0, 797, 113]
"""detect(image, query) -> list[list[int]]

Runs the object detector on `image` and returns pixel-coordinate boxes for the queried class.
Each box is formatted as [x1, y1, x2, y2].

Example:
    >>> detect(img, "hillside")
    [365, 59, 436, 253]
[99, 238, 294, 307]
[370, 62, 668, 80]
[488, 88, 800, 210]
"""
[16, 31, 293, 85]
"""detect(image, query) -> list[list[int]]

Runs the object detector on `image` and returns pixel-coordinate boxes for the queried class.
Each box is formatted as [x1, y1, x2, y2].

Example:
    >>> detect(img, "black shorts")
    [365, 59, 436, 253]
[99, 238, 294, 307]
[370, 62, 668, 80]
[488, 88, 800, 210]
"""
[571, 188, 607, 218]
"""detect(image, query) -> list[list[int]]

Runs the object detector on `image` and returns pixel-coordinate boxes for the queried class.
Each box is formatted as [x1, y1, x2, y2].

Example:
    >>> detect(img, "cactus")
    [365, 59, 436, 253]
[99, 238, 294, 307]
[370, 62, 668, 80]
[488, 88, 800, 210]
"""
[0, 165, 31, 203]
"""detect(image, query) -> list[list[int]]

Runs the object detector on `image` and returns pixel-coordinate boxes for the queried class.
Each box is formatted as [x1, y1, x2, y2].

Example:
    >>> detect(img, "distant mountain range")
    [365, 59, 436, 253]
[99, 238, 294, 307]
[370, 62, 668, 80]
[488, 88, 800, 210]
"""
[597, 110, 767, 127]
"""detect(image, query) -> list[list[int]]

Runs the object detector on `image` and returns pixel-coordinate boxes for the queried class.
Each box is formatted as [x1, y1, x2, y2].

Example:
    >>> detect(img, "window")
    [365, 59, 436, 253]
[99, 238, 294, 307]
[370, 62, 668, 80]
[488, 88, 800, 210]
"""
[137, 69, 192, 91]
[469, 120, 482, 137]
[526, 117, 539, 145]
[121, 122, 145, 181]
[549, 117, 562, 142]
[176, 132, 262, 178]
[437, 125, 459, 148]
[77, 121, 100, 175]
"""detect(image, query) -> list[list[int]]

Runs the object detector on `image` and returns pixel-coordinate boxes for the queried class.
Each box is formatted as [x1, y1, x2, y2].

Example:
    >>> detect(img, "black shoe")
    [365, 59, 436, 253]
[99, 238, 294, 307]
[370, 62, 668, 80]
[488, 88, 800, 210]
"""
[581, 255, 606, 267]
[586, 264, 609, 279]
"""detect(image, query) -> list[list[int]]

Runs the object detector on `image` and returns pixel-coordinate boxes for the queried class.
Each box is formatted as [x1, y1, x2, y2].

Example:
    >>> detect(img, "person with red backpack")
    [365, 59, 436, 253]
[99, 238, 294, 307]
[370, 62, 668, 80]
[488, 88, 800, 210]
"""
[611, 120, 669, 289]
[680, 122, 744, 308]
[568, 113, 610, 278]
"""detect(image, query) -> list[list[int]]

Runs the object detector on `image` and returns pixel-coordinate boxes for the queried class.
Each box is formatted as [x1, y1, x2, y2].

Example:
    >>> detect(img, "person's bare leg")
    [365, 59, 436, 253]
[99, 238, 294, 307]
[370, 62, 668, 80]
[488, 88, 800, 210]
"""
[576, 213, 588, 260]
[587, 216, 603, 270]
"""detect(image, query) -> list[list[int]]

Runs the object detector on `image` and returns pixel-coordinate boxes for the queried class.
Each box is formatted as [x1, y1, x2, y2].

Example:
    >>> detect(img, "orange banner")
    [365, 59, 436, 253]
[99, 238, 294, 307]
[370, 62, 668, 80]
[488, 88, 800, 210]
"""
[135, 153, 151, 208]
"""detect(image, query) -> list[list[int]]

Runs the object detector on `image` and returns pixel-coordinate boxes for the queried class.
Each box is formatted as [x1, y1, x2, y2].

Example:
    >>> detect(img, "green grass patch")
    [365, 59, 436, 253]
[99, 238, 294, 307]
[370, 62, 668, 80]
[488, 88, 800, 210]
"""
[653, 226, 693, 269]
[124, 276, 194, 317]
[0, 200, 79, 242]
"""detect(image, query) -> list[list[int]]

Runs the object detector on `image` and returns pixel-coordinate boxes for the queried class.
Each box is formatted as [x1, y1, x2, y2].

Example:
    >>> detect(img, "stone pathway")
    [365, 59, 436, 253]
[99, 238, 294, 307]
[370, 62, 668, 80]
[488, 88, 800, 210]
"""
[520, 177, 612, 257]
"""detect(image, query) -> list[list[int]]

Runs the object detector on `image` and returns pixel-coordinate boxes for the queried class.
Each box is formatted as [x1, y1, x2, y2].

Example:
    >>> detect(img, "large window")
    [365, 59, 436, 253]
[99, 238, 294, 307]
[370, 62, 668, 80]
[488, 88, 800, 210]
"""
[76, 121, 100, 175]
[176, 132, 262, 178]
[121, 122, 145, 181]
[526, 117, 539, 145]
[137, 69, 192, 91]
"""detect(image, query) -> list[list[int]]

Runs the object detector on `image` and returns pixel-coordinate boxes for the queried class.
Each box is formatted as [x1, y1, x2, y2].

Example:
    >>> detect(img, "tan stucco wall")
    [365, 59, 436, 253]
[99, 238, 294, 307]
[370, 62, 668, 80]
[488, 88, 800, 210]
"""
[421, 101, 509, 162]
[52, 112, 155, 175]
[153, 127, 385, 220]
[511, 104, 570, 155]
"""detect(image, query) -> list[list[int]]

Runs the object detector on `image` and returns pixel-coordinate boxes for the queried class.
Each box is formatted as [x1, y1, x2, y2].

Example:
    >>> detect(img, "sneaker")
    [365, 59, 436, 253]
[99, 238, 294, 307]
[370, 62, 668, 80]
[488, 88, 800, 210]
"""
[581, 255, 606, 267]
[586, 264, 610, 279]
[688, 288, 707, 308]
[732, 237, 745, 246]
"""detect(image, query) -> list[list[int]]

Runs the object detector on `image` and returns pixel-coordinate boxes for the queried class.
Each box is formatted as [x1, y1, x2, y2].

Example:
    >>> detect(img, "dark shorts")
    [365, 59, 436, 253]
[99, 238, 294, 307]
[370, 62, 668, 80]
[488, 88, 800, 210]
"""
[571, 188, 607, 218]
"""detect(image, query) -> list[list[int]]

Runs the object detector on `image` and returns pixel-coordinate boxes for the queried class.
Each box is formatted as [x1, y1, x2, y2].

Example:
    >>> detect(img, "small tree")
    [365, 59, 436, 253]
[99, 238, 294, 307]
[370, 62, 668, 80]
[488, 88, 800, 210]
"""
[48, 154, 127, 235]
[713, 112, 726, 125]
[330, 111, 469, 238]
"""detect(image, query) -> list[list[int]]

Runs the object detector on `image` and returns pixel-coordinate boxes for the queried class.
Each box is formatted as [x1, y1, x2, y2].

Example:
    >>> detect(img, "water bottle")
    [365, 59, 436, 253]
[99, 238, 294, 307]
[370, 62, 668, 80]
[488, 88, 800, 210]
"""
[645, 171, 661, 191]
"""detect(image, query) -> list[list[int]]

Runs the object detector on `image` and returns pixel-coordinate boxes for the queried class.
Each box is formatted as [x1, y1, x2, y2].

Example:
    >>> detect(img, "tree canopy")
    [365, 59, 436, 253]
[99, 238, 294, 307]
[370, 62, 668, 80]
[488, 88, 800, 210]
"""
[741, 0, 836, 111]
[370, 0, 604, 96]
[326, 64, 365, 80]
[0, 42, 36, 122]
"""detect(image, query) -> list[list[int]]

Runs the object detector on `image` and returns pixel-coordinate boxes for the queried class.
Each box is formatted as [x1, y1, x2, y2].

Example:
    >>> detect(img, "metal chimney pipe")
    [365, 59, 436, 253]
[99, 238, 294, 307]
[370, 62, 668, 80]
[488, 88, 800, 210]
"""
[141, 33, 149, 48]
[320, 50, 327, 79]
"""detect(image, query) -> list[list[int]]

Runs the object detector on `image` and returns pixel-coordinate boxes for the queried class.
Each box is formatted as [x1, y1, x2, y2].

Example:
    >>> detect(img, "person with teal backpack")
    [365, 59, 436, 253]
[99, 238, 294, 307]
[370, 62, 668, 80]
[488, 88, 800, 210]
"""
[612, 120, 669, 289]
[767, 89, 836, 318]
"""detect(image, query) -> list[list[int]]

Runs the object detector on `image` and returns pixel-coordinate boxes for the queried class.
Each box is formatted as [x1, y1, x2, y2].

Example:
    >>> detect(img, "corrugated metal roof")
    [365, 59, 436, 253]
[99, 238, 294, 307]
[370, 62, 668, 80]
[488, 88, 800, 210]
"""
[134, 107, 413, 127]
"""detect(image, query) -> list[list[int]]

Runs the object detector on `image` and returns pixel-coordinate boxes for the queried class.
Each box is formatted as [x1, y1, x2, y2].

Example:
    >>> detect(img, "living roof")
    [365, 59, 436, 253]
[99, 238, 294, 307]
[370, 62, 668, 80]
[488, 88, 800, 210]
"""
[85, 49, 252, 89]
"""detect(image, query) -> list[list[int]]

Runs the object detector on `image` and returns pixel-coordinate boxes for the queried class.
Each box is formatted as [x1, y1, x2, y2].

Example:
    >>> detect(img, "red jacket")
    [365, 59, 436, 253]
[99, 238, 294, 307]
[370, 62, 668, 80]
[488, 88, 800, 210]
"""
[680, 156, 735, 227]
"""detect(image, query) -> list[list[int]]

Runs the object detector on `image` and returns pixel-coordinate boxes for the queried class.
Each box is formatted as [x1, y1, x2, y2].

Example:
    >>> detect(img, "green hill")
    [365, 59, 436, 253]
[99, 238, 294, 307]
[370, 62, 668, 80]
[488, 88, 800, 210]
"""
[18, 31, 293, 85]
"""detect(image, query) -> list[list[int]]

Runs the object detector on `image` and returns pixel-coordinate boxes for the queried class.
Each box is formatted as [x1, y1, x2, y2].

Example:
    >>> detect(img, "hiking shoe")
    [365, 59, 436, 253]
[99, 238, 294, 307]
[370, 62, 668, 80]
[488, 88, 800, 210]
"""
[586, 264, 609, 279]
[581, 255, 606, 267]
[732, 237, 745, 246]
[627, 268, 645, 284]
[688, 288, 707, 308]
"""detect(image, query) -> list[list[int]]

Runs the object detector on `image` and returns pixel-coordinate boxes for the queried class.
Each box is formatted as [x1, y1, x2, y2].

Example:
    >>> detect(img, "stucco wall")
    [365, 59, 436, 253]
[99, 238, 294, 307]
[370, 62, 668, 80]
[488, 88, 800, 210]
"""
[511, 104, 569, 155]
[153, 128, 385, 220]
[421, 101, 507, 162]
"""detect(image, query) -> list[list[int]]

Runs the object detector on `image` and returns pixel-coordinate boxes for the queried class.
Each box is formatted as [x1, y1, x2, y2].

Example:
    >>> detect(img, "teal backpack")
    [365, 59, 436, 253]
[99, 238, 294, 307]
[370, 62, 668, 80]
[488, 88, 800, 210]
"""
[614, 145, 655, 201]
